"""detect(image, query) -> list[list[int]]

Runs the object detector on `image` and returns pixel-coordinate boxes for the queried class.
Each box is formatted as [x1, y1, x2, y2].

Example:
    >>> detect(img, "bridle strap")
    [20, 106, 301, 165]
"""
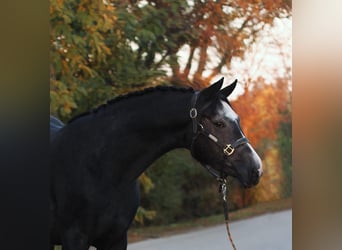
[189, 92, 249, 171]
[203, 164, 225, 181]
[189, 91, 200, 134]
[231, 137, 249, 148]
[190, 91, 238, 249]
[199, 127, 249, 156]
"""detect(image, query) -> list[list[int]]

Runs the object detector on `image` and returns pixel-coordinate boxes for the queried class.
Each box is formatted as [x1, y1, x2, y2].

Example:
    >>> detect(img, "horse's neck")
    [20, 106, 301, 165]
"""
[101, 91, 193, 183]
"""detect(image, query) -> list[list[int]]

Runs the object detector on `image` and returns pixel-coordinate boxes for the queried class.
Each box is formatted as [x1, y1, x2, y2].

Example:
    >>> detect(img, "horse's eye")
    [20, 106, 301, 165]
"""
[213, 121, 225, 128]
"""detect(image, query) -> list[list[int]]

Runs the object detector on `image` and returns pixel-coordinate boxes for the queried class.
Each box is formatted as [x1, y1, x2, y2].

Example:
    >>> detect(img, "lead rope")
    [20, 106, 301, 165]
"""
[189, 92, 238, 249]
[219, 179, 237, 250]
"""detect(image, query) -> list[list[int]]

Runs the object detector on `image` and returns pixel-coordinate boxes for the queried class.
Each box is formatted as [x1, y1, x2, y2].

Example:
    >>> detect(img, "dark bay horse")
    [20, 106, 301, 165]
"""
[50, 78, 262, 250]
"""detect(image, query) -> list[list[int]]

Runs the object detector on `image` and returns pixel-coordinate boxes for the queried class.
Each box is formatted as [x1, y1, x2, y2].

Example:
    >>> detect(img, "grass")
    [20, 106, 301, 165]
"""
[128, 197, 292, 243]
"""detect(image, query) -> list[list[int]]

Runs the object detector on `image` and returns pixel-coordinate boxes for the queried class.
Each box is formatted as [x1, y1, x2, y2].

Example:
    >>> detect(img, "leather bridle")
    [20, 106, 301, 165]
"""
[189, 91, 249, 181]
[189, 91, 245, 250]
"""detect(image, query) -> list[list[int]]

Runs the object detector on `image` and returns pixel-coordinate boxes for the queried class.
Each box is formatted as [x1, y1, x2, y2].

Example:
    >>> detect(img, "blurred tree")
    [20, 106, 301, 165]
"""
[118, 0, 291, 89]
[50, 0, 292, 120]
[50, 0, 168, 120]
[139, 149, 221, 225]
[165, 0, 292, 89]
[277, 92, 292, 198]
[232, 78, 289, 155]
[229, 77, 291, 207]
[50, 0, 117, 120]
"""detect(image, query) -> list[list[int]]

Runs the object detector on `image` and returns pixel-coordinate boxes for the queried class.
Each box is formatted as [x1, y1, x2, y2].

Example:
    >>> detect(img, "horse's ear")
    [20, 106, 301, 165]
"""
[198, 77, 224, 109]
[220, 79, 237, 98]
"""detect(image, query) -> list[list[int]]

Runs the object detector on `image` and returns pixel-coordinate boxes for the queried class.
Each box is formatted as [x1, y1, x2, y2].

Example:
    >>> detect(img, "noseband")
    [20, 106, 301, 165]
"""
[189, 92, 249, 180]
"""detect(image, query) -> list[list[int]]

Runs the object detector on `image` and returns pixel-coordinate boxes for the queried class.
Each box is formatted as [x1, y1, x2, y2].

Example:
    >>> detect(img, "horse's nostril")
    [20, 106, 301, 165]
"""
[249, 168, 261, 186]
[253, 167, 258, 175]
[253, 167, 262, 179]
[251, 168, 258, 179]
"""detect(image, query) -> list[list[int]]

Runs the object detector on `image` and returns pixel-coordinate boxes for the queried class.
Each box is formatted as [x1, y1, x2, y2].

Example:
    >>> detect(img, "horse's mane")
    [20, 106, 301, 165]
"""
[68, 85, 194, 124]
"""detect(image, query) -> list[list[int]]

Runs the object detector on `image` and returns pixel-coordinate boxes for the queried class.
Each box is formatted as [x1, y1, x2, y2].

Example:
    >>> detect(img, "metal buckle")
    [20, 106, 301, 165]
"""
[189, 108, 197, 119]
[223, 144, 235, 156]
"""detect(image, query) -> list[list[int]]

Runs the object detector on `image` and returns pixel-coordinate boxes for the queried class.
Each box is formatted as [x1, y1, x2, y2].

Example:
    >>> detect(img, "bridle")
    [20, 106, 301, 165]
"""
[189, 91, 249, 181]
[189, 91, 250, 250]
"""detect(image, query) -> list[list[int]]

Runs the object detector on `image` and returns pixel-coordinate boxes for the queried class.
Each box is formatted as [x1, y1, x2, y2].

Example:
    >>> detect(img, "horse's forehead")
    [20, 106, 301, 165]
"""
[217, 101, 238, 121]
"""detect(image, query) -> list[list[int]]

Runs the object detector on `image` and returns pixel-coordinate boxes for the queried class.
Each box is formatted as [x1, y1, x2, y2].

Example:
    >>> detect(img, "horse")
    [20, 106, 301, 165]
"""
[49, 77, 262, 250]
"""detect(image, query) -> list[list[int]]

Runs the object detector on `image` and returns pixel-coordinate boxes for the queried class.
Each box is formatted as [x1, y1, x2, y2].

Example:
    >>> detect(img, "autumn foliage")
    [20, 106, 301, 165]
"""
[50, 0, 291, 120]
[232, 78, 290, 152]
[229, 77, 291, 208]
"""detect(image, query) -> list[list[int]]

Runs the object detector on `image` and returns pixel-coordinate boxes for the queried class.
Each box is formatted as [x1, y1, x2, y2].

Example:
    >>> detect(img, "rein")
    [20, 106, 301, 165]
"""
[189, 91, 247, 250]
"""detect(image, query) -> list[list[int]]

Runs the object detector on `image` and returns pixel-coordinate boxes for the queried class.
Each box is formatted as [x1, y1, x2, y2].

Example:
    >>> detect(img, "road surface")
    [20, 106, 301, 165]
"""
[128, 209, 292, 250]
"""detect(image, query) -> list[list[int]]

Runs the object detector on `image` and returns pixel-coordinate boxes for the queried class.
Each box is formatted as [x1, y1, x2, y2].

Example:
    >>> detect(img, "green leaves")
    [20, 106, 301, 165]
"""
[50, 0, 116, 119]
[50, 80, 79, 118]
[50, 0, 174, 120]
[51, 0, 291, 120]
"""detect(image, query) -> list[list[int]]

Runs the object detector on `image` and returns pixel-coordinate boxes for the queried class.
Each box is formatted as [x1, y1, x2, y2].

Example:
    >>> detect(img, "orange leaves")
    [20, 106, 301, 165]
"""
[172, 1, 291, 89]
[251, 147, 285, 202]
[230, 147, 285, 208]
[229, 79, 291, 207]
[232, 79, 290, 150]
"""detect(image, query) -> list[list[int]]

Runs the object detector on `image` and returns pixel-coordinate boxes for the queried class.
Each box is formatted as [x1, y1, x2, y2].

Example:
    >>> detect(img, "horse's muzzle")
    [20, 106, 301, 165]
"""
[251, 167, 261, 186]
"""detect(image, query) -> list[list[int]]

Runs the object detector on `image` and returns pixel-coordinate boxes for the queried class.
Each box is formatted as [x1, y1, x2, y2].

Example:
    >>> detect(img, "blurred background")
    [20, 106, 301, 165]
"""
[50, 0, 292, 229]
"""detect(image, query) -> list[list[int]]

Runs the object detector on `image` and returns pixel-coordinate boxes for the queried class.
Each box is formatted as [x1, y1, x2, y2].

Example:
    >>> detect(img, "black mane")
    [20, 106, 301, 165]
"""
[68, 85, 193, 124]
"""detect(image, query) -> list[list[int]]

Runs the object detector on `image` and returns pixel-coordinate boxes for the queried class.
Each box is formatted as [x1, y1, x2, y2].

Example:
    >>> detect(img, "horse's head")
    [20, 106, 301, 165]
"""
[190, 78, 263, 188]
